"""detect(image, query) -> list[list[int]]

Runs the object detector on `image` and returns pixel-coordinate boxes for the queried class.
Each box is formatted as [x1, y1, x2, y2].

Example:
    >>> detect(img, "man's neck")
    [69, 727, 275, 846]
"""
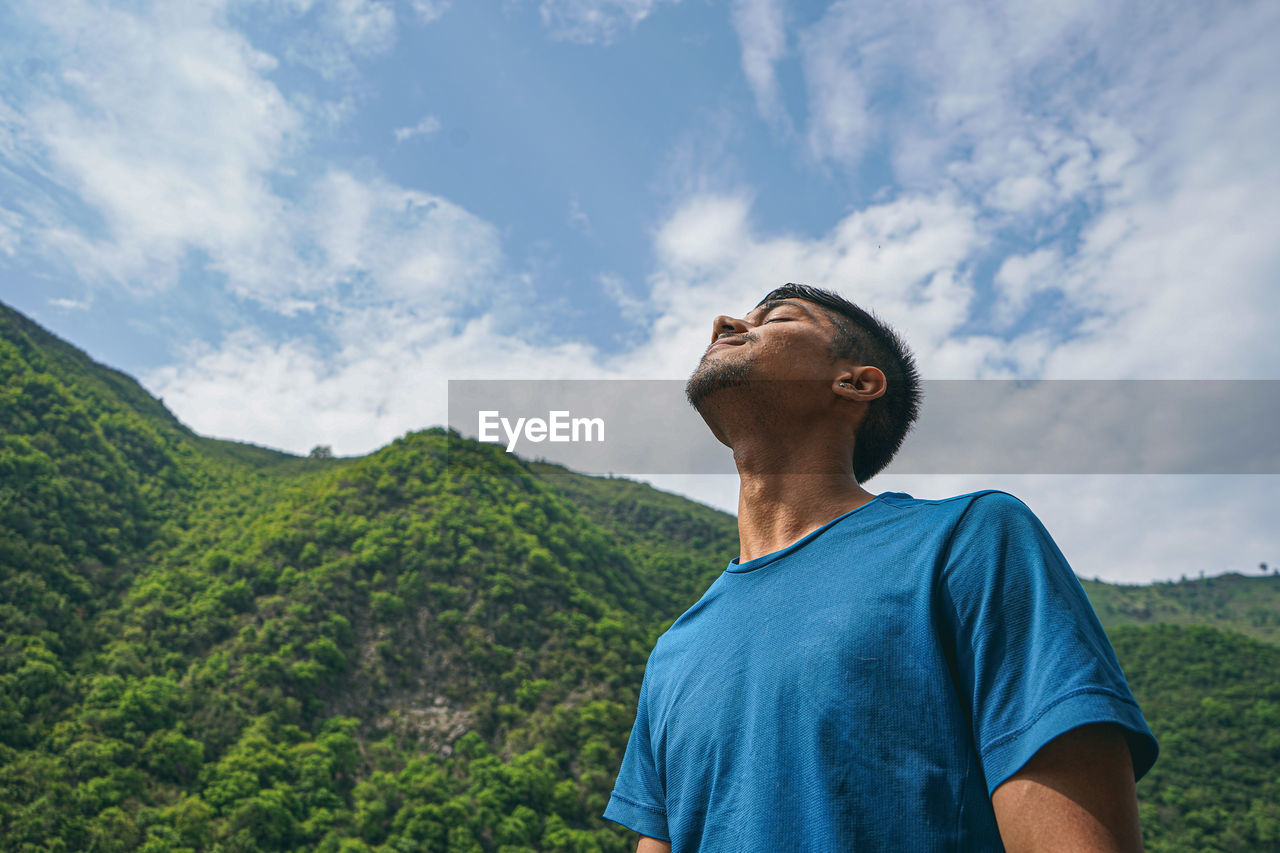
[732, 439, 878, 564]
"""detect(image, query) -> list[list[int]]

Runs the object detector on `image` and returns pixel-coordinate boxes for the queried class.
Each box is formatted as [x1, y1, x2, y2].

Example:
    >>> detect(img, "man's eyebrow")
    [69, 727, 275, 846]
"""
[747, 299, 818, 322]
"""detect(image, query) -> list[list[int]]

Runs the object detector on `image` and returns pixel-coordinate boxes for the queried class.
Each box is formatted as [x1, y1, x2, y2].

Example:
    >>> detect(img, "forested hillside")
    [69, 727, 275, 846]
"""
[2, 299, 1278, 852]
[1114, 626, 1280, 851]
[1083, 574, 1280, 646]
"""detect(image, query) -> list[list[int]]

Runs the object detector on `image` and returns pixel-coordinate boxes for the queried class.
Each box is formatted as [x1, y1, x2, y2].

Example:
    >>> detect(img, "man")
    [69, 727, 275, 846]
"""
[603, 283, 1158, 852]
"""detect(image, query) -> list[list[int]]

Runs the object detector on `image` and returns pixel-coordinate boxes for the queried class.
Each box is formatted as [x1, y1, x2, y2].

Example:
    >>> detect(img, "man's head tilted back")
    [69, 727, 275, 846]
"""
[685, 282, 923, 483]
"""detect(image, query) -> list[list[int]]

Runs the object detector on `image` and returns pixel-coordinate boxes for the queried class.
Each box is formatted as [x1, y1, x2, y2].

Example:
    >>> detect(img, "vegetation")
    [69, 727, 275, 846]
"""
[2, 299, 1278, 851]
[1118, 626, 1280, 852]
[1083, 574, 1280, 646]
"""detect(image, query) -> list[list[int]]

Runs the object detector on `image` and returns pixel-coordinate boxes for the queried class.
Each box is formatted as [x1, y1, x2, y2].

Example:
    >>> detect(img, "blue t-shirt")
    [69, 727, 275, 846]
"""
[603, 490, 1158, 851]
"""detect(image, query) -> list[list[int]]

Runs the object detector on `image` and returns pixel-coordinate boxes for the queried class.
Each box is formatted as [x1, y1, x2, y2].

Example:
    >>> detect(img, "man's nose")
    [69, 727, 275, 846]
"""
[712, 314, 749, 341]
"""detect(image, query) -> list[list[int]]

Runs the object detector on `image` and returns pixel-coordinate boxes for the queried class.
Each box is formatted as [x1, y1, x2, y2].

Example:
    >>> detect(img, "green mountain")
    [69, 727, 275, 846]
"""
[2, 299, 1278, 852]
[1083, 574, 1280, 646]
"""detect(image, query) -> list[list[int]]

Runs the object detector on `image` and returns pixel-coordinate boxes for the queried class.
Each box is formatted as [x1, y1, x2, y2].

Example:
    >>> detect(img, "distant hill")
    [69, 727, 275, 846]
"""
[1084, 573, 1280, 646]
[2, 298, 1277, 852]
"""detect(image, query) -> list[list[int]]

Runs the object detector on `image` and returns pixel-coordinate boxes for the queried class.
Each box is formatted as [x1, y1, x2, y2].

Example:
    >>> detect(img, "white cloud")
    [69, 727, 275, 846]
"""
[992, 248, 1058, 328]
[599, 272, 644, 314]
[730, 0, 790, 131]
[16, 0, 301, 294]
[772, 0, 1280, 381]
[145, 306, 610, 456]
[538, 0, 679, 45]
[407, 0, 451, 23]
[797, 5, 872, 167]
[786, 0, 1267, 220]
[331, 0, 395, 55]
[302, 170, 503, 307]
[5, 1, 502, 316]
[1016, 5, 1280, 379]
[654, 193, 753, 276]
[1037, 170, 1280, 379]
[278, 0, 397, 78]
[393, 114, 442, 143]
[48, 296, 89, 310]
[984, 174, 1054, 215]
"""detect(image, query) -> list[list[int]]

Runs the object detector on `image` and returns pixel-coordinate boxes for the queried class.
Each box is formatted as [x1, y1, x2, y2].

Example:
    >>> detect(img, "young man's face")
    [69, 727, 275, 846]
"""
[685, 297, 848, 413]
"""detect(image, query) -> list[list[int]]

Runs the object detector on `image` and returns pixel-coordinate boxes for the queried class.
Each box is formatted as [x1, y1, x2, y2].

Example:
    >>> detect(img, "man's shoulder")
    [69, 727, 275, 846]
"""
[874, 490, 1052, 560]
[877, 488, 1034, 521]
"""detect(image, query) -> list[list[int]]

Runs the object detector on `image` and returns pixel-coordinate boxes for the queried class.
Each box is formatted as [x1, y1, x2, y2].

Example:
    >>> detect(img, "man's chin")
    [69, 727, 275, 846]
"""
[685, 361, 753, 411]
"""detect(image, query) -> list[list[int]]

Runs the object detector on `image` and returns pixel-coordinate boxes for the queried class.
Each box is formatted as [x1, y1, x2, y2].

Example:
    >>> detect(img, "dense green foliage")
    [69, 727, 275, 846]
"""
[1, 300, 722, 851]
[1117, 626, 1280, 852]
[2, 299, 1278, 851]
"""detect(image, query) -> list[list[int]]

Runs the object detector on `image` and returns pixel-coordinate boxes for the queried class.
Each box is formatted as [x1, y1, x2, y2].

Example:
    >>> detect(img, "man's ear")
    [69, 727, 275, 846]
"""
[836, 365, 887, 402]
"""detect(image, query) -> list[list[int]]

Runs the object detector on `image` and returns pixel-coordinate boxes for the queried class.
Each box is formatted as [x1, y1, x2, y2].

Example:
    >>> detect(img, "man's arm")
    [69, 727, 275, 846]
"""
[635, 837, 671, 853]
[991, 723, 1143, 853]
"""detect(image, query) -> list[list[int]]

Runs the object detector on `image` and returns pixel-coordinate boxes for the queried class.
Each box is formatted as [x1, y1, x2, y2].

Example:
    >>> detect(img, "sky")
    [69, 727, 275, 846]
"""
[1, 0, 1277, 584]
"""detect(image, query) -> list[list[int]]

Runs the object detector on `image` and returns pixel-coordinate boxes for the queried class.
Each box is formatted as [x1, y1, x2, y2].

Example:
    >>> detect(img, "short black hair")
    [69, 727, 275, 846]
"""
[755, 283, 922, 482]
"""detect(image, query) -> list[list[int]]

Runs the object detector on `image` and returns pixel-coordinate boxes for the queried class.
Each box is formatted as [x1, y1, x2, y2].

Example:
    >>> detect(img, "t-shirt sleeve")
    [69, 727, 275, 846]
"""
[937, 491, 1159, 796]
[602, 665, 670, 841]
